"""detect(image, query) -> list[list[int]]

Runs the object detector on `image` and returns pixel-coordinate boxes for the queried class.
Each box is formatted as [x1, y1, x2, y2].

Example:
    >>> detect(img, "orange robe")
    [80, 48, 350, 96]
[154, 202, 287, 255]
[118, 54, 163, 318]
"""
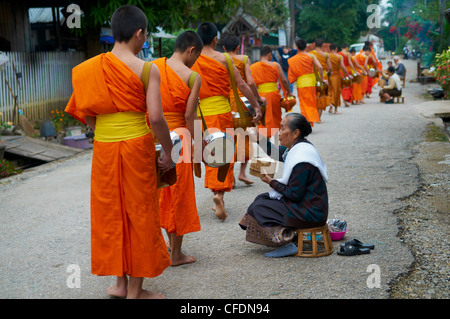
[65, 52, 171, 278]
[350, 55, 364, 101]
[310, 50, 331, 109]
[338, 51, 353, 103]
[288, 53, 319, 126]
[355, 53, 369, 95]
[153, 57, 201, 237]
[230, 56, 253, 161]
[328, 53, 342, 107]
[191, 54, 234, 193]
[251, 61, 282, 138]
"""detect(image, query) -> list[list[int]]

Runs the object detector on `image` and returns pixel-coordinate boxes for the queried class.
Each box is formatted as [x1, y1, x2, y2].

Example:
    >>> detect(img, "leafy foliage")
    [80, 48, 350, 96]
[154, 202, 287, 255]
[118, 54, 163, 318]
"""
[295, 0, 379, 45]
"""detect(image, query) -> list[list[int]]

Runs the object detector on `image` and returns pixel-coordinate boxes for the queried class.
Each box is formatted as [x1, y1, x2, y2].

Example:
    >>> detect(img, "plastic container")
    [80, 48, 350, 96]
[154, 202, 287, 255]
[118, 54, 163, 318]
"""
[63, 134, 93, 149]
[330, 229, 347, 241]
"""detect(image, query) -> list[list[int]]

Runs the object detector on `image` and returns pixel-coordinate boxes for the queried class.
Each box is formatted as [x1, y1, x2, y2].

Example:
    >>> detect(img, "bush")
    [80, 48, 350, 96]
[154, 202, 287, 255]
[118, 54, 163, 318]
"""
[434, 47, 450, 96]
[0, 159, 21, 179]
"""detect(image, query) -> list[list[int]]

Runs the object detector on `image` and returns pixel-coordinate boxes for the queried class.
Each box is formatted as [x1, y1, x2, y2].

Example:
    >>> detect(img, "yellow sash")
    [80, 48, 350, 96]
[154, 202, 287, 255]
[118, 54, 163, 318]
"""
[94, 111, 150, 142]
[197, 95, 231, 117]
[257, 82, 278, 93]
[296, 73, 316, 88]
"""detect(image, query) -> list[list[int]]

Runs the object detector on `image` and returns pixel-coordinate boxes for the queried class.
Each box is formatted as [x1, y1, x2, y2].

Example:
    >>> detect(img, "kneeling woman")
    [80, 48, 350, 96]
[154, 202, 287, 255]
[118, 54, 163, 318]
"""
[239, 113, 328, 252]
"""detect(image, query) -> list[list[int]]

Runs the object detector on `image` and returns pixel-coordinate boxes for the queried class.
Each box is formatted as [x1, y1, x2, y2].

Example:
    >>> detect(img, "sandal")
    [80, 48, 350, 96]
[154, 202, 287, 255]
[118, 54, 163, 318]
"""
[340, 239, 375, 250]
[337, 244, 370, 256]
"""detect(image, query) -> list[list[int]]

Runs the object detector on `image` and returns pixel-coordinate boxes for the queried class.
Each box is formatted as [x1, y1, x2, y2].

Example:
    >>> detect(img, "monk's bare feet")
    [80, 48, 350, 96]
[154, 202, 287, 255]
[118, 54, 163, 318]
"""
[106, 285, 127, 298]
[127, 289, 166, 299]
[171, 253, 196, 267]
[238, 176, 254, 185]
[213, 195, 227, 221]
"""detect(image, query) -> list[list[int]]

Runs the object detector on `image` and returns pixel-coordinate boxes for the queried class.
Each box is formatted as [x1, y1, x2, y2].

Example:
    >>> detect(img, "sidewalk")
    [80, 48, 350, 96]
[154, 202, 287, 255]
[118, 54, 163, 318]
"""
[0, 58, 447, 299]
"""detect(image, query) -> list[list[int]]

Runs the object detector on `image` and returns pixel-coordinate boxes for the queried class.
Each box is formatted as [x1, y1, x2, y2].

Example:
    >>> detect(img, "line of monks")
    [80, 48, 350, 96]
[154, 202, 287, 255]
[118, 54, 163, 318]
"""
[65, 5, 383, 299]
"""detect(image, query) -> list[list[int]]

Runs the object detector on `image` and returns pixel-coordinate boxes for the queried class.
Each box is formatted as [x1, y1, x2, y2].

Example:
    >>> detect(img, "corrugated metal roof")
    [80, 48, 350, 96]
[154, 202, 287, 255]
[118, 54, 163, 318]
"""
[28, 7, 64, 24]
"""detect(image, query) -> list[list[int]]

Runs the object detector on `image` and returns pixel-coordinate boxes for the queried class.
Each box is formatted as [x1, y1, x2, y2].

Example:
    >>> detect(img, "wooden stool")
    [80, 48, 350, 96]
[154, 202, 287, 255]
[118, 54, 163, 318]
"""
[394, 96, 405, 103]
[295, 225, 333, 258]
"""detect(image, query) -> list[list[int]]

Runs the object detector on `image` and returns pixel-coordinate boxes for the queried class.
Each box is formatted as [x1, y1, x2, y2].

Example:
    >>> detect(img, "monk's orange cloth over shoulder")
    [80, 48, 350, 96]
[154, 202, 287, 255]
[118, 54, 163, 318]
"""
[153, 57, 201, 237]
[191, 54, 234, 192]
[350, 56, 363, 101]
[328, 53, 342, 107]
[310, 50, 331, 110]
[65, 52, 171, 278]
[251, 61, 282, 138]
[338, 51, 353, 103]
[230, 56, 253, 161]
[356, 53, 369, 95]
[288, 53, 319, 126]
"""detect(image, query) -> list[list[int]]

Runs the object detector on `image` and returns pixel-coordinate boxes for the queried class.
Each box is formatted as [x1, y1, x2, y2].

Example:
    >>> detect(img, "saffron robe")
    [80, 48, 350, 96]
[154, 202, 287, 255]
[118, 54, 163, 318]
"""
[191, 54, 235, 193]
[230, 56, 253, 161]
[355, 53, 369, 95]
[251, 61, 282, 138]
[338, 51, 353, 103]
[65, 52, 171, 278]
[310, 50, 331, 110]
[350, 55, 364, 101]
[288, 53, 319, 126]
[328, 53, 342, 107]
[153, 57, 201, 237]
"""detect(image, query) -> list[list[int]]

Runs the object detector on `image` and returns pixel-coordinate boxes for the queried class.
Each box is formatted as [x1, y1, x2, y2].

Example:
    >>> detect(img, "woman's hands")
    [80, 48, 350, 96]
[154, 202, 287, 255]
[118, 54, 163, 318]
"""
[260, 168, 273, 184]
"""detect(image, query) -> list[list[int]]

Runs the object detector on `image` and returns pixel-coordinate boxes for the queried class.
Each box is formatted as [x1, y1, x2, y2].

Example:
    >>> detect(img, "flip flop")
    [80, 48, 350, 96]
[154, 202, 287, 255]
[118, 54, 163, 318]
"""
[340, 239, 375, 250]
[337, 244, 370, 256]
[264, 243, 298, 258]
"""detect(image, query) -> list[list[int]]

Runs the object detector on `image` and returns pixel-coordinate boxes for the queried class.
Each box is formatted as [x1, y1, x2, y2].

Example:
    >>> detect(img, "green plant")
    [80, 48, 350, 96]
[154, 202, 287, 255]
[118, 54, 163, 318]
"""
[50, 109, 72, 132]
[434, 47, 450, 96]
[0, 111, 13, 139]
[0, 159, 21, 178]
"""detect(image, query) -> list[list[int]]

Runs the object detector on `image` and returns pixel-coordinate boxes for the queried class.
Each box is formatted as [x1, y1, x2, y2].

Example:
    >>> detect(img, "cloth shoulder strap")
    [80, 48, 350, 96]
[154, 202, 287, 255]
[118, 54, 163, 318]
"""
[188, 71, 198, 89]
[243, 55, 248, 66]
[309, 54, 320, 81]
[223, 52, 247, 126]
[141, 61, 153, 92]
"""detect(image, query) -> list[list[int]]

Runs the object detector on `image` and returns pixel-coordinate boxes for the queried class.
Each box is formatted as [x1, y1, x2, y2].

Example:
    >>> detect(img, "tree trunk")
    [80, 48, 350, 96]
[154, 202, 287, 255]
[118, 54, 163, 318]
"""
[86, 26, 101, 58]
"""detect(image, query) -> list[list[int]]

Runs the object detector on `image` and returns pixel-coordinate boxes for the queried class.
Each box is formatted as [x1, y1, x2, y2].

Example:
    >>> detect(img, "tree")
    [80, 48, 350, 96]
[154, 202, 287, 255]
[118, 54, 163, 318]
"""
[241, 0, 290, 32]
[294, 0, 380, 46]
[68, 0, 238, 57]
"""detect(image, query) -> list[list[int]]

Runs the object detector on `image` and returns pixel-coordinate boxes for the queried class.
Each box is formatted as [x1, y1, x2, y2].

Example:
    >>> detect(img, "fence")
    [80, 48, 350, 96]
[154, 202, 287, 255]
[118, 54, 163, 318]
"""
[0, 51, 85, 124]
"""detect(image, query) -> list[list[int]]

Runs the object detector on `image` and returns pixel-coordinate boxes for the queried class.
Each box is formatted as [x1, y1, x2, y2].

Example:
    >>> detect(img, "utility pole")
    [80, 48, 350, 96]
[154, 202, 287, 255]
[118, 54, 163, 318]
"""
[289, 0, 296, 48]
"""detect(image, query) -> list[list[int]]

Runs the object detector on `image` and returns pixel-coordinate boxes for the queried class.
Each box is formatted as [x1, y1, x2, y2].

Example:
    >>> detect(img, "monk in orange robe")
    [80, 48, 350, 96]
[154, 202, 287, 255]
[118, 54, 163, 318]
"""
[338, 44, 359, 107]
[363, 41, 383, 87]
[222, 34, 265, 185]
[251, 46, 293, 137]
[288, 38, 323, 127]
[65, 5, 172, 299]
[154, 31, 203, 266]
[355, 47, 371, 98]
[364, 46, 382, 97]
[328, 43, 352, 114]
[191, 22, 263, 221]
[310, 38, 331, 121]
[349, 48, 366, 104]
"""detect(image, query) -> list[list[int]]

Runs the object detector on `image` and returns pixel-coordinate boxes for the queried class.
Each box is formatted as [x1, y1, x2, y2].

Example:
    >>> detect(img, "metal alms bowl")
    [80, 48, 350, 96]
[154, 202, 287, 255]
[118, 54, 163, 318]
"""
[155, 131, 182, 167]
[202, 131, 235, 168]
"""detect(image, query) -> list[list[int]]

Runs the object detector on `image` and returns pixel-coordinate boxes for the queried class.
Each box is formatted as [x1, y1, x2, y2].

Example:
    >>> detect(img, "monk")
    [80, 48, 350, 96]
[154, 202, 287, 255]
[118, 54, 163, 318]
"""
[355, 46, 372, 99]
[222, 34, 264, 185]
[65, 5, 172, 299]
[288, 38, 323, 127]
[328, 43, 352, 114]
[251, 46, 293, 138]
[364, 44, 382, 98]
[154, 31, 203, 266]
[310, 38, 332, 121]
[364, 41, 383, 88]
[191, 22, 263, 221]
[338, 44, 359, 107]
[349, 48, 366, 104]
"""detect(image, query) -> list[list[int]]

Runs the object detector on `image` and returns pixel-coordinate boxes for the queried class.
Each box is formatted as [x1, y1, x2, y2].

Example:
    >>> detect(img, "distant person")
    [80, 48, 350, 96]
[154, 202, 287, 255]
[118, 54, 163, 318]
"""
[393, 56, 406, 80]
[278, 45, 297, 92]
[379, 66, 402, 104]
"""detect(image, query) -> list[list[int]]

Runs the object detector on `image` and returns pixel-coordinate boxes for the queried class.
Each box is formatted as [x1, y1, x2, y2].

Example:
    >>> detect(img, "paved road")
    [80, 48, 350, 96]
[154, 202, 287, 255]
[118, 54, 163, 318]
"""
[0, 59, 442, 299]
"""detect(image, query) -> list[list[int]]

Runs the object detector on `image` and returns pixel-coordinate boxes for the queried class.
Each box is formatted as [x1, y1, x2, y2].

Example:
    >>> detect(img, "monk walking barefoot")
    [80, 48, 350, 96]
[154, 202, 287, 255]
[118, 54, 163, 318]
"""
[65, 5, 172, 299]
